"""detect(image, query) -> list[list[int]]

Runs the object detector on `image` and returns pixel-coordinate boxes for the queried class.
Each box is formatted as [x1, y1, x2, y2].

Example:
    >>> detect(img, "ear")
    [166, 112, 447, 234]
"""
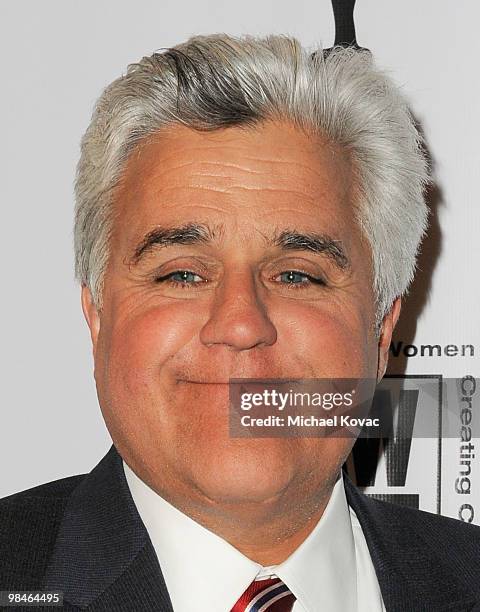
[377, 297, 402, 382]
[81, 285, 101, 358]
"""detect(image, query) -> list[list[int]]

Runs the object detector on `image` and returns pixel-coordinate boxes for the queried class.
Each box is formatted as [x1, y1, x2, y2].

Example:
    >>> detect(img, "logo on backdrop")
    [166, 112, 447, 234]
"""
[346, 375, 442, 514]
[389, 342, 475, 358]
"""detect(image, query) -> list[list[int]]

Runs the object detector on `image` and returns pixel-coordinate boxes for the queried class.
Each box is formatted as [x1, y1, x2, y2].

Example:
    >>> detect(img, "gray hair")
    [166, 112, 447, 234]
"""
[74, 33, 430, 332]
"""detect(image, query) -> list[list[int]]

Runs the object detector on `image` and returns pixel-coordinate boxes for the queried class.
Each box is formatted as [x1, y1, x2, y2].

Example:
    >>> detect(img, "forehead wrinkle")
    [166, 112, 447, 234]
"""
[136, 139, 340, 177]
[151, 160, 316, 185]
[180, 157, 336, 185]
[165, 160, 265, 177]
[226, 184, 318, 199]
[123, 131, 352, 209]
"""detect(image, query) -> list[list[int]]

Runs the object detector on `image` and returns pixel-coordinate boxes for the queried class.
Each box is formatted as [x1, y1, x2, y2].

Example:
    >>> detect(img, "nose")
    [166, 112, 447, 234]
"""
[199, 270, 277, 351]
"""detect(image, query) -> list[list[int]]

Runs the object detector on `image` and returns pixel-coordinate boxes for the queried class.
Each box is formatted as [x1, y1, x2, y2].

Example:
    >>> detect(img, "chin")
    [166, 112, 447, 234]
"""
[189, 442, 297, 506]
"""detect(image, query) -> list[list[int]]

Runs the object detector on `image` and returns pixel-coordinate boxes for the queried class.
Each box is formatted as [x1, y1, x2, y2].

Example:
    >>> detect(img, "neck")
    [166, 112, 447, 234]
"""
[169, 479, 337, 565]
[219, 498, 331, 565]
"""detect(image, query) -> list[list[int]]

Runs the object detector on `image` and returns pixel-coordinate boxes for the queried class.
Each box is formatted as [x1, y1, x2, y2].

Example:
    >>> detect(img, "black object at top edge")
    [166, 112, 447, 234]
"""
[321, 0, 369, 58]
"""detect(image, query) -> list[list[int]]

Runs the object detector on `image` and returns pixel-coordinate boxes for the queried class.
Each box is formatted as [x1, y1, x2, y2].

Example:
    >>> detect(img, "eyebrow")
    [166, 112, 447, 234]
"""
[272, 229, 350, 270]
[130, 222, 350, 270]
[131, 223, 216, 263]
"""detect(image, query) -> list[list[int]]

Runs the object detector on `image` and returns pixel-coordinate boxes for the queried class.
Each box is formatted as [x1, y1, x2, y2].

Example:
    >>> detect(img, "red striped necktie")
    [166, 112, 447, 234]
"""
[231, 577, 296, 612]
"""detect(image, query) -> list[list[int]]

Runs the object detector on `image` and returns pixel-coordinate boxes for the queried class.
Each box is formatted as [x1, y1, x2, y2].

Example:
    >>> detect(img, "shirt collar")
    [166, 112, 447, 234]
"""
[273, 471, 357, 611]
[123, 462, 356, 612]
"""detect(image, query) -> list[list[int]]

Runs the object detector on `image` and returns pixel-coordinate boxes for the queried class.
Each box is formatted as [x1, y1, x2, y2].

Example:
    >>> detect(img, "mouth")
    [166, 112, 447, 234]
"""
[177, 377, 302, 384]
[177, 380, 230, 385]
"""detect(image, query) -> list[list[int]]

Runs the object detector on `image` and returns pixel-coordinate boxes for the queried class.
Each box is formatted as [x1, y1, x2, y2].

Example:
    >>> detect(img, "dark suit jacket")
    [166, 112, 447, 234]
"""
[1, 444, 480, 612]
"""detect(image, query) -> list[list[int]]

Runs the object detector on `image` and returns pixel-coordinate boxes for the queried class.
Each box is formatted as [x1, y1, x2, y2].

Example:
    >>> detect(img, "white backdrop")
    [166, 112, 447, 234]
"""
[1, 0, 479, 524]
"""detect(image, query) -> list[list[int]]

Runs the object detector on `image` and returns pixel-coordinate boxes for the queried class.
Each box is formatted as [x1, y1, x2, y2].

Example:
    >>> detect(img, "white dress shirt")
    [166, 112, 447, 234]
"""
[123, 461, 385, 612]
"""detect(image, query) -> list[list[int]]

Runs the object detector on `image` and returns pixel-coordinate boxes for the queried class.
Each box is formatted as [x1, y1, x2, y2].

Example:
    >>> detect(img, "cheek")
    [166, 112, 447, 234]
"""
[275, 301, 376, 377]
[100, 302, 201, 392]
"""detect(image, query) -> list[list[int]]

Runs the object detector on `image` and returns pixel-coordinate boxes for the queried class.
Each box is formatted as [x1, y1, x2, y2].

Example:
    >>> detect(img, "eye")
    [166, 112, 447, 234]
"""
[155, 270, 206, 287]
[276, 270, 326, 287]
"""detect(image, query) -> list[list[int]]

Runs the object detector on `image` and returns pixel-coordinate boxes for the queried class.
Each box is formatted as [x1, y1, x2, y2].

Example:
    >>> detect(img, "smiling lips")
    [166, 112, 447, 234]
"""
[178, 380, 230, 384]
[177, 378, 300, 384]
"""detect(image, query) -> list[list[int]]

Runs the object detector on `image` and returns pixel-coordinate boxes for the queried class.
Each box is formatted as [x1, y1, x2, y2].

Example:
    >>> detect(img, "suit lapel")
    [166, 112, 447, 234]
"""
[43, 444, 173, 611]
[343, 474, 477, 612]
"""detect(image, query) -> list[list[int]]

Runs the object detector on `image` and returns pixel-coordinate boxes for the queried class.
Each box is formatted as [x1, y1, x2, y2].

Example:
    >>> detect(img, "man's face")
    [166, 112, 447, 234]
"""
[82, 121, 398, 519]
